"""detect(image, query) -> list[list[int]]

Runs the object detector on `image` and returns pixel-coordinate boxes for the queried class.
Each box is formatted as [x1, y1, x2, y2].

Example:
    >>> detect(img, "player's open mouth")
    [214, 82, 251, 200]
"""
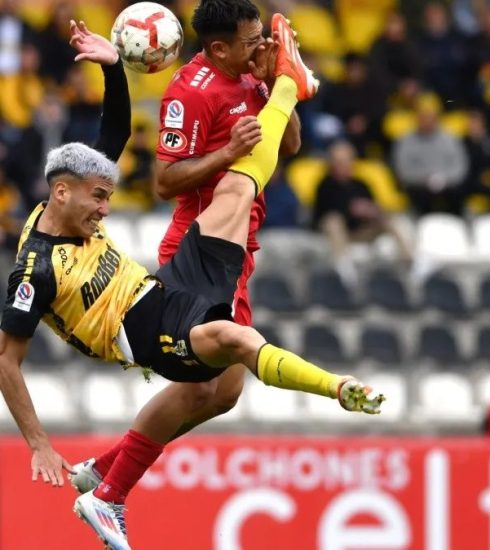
[87, 218, 100, 230]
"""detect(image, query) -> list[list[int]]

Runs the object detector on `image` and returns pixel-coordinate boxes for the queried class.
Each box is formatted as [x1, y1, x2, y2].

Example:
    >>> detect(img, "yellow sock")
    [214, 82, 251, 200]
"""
[256, 343, 343, 399]
[229, 76, 298, 195]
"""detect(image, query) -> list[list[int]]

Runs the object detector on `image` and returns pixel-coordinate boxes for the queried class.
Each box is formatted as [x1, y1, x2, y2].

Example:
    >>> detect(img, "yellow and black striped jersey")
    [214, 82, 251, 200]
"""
[1, 202, 155, 365]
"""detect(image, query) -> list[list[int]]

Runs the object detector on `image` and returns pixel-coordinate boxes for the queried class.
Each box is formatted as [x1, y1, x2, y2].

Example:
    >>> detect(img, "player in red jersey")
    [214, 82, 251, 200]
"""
[151, 1, 302, 436]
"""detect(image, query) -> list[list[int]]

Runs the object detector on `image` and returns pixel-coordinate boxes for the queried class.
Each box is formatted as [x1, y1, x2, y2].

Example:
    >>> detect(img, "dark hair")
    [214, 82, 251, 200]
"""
[192, 0, 260, 46]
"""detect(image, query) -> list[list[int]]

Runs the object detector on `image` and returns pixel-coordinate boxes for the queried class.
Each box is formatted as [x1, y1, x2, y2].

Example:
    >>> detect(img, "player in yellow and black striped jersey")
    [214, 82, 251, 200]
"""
[3, 201, 151, 363]
[0, 24, 384, 550]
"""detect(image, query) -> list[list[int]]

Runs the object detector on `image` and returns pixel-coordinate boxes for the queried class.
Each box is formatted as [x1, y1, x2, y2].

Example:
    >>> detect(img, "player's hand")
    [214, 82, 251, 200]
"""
[248, 37, 278, 87]
[225, 116, 262, 161]
[32, 445, 75, 487]
[69, 19, 119, 65]
[338, 377, 385, 415]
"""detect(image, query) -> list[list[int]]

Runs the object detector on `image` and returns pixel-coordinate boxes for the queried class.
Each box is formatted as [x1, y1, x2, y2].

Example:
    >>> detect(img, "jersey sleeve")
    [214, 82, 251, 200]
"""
[0, 251, 56, 338]
[93, 59, 131, 163]
[156, 83, 214, 162]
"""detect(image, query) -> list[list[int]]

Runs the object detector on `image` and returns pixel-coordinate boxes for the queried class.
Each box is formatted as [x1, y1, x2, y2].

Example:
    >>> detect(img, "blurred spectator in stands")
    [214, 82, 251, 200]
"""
[393, 94, 469, 215]
[0, 43, 44, 129]
[312, 141, 412, 283]
[38, 1, 76, 85]
[416, 2, 468, 106]
[115, 123, 157, 212]
[452, 0, 482, 36]
[9, 90, 67, 210]
[0, 0, 37, 76]
[369, 12, 421, 96]
[0, 162, 21, 250]
[465, 7, 490, 111]
[62, 64, 101, 144]
[263, 163, 301, 229]
[317, 53, 389, 157]
[463, 109, 490, 197]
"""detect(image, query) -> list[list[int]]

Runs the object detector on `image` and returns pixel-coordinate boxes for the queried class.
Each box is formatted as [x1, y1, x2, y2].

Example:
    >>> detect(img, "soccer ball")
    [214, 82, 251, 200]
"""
[111, 2, 183, 74]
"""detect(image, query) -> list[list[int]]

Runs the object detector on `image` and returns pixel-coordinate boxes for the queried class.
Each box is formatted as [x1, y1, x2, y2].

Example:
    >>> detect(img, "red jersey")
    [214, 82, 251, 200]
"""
[156, 52, 268, 258]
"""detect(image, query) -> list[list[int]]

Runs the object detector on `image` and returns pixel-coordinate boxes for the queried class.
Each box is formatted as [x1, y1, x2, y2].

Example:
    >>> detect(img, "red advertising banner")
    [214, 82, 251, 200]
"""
[1, 435, 490, 550]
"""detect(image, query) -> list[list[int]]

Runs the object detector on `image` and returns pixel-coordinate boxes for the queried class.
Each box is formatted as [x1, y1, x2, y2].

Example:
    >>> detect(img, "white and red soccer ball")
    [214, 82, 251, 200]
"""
[111, 2, 184, 74]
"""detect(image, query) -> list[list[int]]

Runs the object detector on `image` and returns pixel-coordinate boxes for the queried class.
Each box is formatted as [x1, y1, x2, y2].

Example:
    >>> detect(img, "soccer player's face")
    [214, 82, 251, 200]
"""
[66, 177, 114, 238]
[228, 18, 264, 74]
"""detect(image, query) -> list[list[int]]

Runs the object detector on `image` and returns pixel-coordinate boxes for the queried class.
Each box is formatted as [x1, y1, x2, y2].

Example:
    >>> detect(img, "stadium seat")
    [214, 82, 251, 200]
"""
[244, 376, 300, 422]
[353, 160, 408, 212]
[129, 373, 169, 415]
[475, 327, 490, 361]
[251, 274, 301, 313]
[24, 327, 66, 367]
[285, 156, 328, 206]
[365, 372, 406, 421]
[479, 275, 490, 310]
[416, 372, 476, 422]
[440, 111, 469, 137]
[415, 214, 471, 262]
[365, 268, 412, 312]
[288, 4, 344, 55]
[83, 373, 131, 423]
[136, 212, 172, 269]
[421, 273, 468, 316]
[336, 0, 395, 53]
[303, 392, 372, 424]
[417, 326, 463, 364]
[25, 373, 75, 423]
[472, 215, 490, 260]
[254, 323, 284, 348]
[307, 269, 359, 312]
[102, 216, 138, 258]
[303, 324, 350, 364]
[360, 325, 403, 364]
[382, 110, 416, 141]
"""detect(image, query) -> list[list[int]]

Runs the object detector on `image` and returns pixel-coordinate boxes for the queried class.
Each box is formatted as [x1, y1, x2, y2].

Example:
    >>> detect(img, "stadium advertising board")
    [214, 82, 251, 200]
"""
[0, 436, 489, 549]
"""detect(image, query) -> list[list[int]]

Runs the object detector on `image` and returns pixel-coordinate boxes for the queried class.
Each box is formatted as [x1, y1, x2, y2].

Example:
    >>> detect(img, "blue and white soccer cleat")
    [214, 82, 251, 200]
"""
[68, 458, 102, 494]
[74, 490, 131, 550]
[338, 377, 385, 414]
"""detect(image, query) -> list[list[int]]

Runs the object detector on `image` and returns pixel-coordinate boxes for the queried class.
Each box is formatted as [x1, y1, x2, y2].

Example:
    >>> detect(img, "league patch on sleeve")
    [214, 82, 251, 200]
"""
[164, 100, 185, 129]
[13, 282, 35, 312]
[160, 129, 188, 153]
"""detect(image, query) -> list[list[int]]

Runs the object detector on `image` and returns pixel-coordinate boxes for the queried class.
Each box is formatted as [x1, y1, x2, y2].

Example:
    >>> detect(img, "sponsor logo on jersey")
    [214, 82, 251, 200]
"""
[13, 282, 35, 312]
[229, 101, 248, 115]
[80, 243, 121, 310]
[58, 247, 68, 270]
[189, 120, 200, 155]
[200, 72, 215, 90]
[160, 129, 188, 152]
[164, 99, 184, 129]
[190, 66, 210, 87]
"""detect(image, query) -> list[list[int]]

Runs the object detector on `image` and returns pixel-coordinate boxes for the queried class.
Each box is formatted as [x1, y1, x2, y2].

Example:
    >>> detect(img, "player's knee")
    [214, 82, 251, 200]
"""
[214, 173, 255, 204]
[213, 384, 243, 415]
[216, 324, 263, 364]
[185, 380, 219, 412]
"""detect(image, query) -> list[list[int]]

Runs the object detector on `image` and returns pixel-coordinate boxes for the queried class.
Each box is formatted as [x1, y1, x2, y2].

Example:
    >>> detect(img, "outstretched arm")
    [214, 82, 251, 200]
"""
[0, 330, 74, 485]
[69, 20, 131, 162]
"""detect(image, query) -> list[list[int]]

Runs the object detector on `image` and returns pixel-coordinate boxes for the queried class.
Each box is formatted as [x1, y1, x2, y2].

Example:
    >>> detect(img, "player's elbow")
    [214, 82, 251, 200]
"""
[154, 180, 175, 201]
[155, 161, 177, 200]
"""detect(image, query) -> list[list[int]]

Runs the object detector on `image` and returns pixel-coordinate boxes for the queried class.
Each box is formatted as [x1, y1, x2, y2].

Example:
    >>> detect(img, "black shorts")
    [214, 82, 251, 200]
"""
[123, 222, 245, 382]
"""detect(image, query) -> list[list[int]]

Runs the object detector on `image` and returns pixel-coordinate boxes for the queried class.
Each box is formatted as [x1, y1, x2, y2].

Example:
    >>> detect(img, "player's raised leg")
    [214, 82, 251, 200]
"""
[190, 321, 385, 414]
[196, 16, 319, 243]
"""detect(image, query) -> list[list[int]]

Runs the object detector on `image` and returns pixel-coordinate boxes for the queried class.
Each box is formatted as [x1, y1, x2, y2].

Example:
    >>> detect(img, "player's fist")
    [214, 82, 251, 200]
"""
[225, 116, 263, 162]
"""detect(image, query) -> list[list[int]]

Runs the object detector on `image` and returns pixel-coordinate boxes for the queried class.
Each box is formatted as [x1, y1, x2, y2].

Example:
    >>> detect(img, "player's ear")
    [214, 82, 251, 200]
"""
[208, 39, 229, 60]
[52, 180, 70, 203]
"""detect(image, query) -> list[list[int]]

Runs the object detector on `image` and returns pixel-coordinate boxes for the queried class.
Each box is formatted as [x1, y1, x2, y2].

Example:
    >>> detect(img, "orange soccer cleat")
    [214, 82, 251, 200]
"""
[271, 13, 319, 101]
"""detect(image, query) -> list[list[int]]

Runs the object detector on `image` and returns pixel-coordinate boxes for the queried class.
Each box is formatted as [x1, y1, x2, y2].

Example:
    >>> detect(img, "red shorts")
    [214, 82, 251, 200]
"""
[160, 246, 255, 327]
